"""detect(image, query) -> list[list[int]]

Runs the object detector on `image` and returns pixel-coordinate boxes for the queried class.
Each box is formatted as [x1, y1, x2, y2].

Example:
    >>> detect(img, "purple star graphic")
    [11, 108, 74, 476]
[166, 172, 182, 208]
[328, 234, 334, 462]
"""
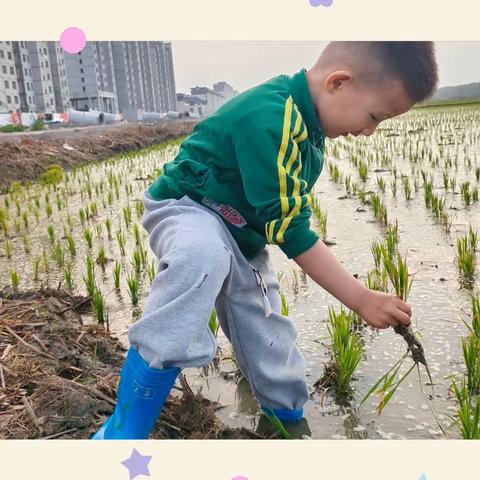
[121, 448, 152, 480]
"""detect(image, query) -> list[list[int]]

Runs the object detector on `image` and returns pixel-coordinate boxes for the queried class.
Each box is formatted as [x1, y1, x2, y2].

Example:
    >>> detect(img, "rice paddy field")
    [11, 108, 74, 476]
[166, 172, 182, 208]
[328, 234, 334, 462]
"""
[1, 102, 479, 440]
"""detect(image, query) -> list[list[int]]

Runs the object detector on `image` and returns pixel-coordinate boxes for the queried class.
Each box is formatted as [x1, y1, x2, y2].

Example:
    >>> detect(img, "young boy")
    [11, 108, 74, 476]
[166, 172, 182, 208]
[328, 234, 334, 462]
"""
[92, 41, 439, 439]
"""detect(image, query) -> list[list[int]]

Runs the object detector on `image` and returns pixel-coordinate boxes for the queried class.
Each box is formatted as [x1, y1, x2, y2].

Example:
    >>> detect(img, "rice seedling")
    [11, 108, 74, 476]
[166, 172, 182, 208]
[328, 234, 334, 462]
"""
[461, 181, 472, 206]
[135, 199, 145, 219]
[390, 178, 397, 197]
[42, 246, 50, 274]
[358, 160, 368, 182]
[139, 244, 149, 269]
[468, 224, 479, 252]
[147, 260, 156, 285]
[423, 180, 433, 208]
[370, 193, 388, 225]
[366, 268, 388, 292]
[47, 225, 55, 244]
[431, 193, 446, 219]
[376, 176, 386, 193]
[315, 305, 364, 400]
[126, 270, 140, 306]
[123, 205, 132, 227]
[472, 292, 480, 338]
[105, 218, 113, 240]
[83, 228, 93, 249]
[92, 287, 109, 328]
[443, 170, 449, 190]
[450, 379, 480, 439]
[10, 269, 20, 291]
[79, 208, 86, 226]
[66, 233, 76, 256]
[309, 192, 328, 239]
[402, 177, 412, 200]
[133, 223, 141, 246]
[362, 245, 434, 414]
[95, 223, 103, 239]
[90, 202, 98, 217]
[14, 218, 22, 234]
[450, 177, 456, 193]
[0, 208, 9, 237]
[330, 162, 342, 183]
[5, 239, 13, 259]
[21, 211, 29, 230]
[280, 291, 289, 316]
[461, 334, 480, 394]
[64, 262, 74, 291]
[22, 235, 31, 254]
[344, 174, 351, 192]
[260, 408, 291, 439]
[456, 234, 476, 286]
[96, 244, 108, 269]
[83, 255, 96, 298]
[113, 260, 122, 289]
[208, 308, 220, 337]
[45, 201, 53, 218]
[131, 248, 142, 273]
[370, 239, 383, 271]
[33, 257, 41, 282]
[116, 229, 126, 256]
[53, 241, 65, 267]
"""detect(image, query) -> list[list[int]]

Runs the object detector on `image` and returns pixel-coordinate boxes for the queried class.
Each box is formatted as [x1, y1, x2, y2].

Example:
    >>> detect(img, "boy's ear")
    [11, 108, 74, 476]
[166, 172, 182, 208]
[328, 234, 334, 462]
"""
[325, 70, 353, 93]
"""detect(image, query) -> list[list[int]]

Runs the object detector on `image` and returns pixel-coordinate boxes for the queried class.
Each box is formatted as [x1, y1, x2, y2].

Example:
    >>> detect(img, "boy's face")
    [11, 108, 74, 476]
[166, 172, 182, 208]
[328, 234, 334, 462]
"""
[312, 70, 415, 139]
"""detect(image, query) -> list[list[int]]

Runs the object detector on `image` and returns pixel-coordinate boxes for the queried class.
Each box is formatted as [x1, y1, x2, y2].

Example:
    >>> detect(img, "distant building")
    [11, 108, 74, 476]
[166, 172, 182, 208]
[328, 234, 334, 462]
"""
[62, 41, 176, 114]
[64, 42, 117, 113]
[176, 92, 206, 117]
[27, 41, 58, 113]
[0, 41, 20, 112]
[190, 86, 225, 116]
[0, 40, 177, 117]
[213, 81, 235, 101]
[47, 42, 71, 112]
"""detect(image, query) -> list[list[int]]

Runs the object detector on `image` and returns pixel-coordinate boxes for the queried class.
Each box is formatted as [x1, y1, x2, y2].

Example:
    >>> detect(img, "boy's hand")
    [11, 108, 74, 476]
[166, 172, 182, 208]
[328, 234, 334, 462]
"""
[355, 289, 412, 330]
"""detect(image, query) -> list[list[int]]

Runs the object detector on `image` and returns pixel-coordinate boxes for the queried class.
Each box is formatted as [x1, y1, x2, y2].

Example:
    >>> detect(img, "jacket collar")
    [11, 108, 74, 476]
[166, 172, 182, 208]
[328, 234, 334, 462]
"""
[288, 68, 325, 148]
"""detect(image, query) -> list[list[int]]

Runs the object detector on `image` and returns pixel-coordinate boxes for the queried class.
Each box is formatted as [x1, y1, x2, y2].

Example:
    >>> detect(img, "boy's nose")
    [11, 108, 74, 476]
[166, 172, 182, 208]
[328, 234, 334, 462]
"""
[362, 126, 376, 136]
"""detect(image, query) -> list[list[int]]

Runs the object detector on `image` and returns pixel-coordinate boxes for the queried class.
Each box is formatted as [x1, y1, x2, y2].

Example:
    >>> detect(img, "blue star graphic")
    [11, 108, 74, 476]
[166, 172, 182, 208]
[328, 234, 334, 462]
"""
[121, 448, 152, 480]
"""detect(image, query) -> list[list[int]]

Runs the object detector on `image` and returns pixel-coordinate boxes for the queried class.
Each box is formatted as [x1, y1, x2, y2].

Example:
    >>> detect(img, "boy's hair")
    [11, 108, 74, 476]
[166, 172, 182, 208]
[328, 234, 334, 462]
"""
[317, 41, 439, 103]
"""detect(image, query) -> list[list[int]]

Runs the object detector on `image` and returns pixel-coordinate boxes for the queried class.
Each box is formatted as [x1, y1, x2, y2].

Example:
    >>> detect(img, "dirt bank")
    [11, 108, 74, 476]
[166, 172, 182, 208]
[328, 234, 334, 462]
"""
[0, 287, 267, 439]
[0, 121, 196, 192]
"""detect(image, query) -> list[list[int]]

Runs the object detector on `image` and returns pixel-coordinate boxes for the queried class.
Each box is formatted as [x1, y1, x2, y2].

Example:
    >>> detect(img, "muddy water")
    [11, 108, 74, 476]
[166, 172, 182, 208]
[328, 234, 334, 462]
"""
[1, 105, 479, 439]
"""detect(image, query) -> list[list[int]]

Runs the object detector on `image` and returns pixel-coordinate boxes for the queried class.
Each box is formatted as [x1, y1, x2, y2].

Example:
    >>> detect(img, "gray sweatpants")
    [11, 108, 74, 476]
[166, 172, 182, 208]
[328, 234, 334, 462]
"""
[128, 191, 310, 412]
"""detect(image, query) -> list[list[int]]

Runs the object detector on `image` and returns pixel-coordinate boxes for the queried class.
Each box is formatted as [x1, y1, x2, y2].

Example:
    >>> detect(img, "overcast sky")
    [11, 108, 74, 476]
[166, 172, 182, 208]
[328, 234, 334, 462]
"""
[172, 41, 480, 94]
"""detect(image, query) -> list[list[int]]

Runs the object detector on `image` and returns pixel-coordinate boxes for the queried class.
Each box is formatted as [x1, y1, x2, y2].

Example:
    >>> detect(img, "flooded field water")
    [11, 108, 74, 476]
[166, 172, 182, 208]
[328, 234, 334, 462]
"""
[1, 103, 479, 439]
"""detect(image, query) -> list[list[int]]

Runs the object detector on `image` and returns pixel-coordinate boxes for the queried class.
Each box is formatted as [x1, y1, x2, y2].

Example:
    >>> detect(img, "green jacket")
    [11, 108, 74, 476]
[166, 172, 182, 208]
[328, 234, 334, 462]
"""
[148, 68, 326, 260]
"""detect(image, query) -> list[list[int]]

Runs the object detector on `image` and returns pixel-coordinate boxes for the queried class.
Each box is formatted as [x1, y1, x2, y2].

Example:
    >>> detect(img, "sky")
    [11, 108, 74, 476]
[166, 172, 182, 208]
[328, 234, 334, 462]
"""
[171, 41, 480, 94]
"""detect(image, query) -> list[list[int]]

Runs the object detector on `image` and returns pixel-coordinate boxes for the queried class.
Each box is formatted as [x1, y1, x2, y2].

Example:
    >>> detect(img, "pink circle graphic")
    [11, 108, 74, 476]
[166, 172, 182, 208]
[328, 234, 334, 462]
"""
[231, 477, 249, 480]
[60, 27, 87, 54]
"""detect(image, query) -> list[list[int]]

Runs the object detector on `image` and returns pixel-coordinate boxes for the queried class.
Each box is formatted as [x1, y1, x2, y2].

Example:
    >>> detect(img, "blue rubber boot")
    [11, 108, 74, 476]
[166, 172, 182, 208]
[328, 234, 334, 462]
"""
[260, 405, 304, 423]
[91, 347, 180, 439]
[257, 405, 311, 439]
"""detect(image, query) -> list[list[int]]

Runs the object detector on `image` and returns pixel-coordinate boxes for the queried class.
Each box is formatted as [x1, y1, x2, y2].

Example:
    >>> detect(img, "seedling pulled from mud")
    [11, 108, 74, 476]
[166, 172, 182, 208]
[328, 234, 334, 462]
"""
[362, 245, 434, 414]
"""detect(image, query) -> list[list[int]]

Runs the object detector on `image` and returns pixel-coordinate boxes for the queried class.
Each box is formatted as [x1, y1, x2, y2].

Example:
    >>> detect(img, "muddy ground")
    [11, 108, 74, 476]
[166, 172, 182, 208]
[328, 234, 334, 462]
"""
[0, 288, 269, 439]
[0, 121, 196, 192]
